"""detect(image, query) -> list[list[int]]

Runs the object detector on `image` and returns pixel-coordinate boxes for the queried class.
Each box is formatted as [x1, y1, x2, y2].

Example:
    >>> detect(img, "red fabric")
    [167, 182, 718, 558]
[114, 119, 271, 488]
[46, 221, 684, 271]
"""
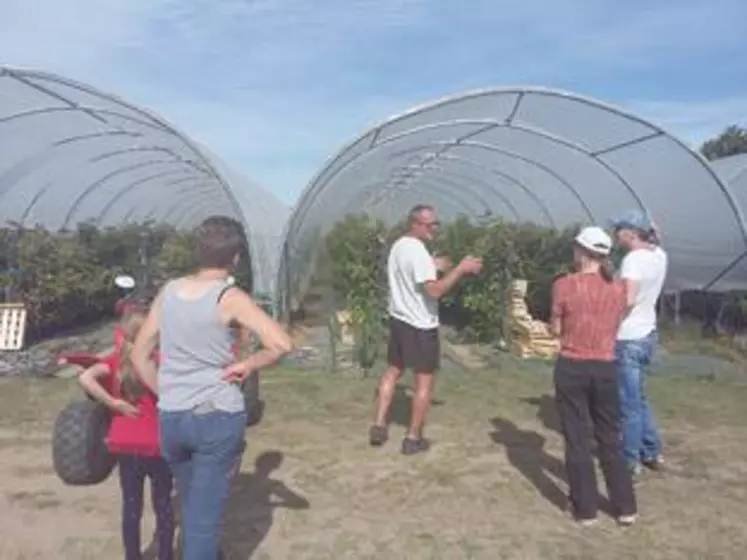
[103, 328, 238, 456]
[103, 354, 162, 457]
[551, 272, 627, 362]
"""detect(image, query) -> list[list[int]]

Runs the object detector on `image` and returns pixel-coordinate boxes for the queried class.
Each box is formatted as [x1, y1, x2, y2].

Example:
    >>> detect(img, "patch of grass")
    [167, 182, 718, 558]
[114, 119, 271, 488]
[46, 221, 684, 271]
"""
[0, 377, 80, 429]
[222, 361, 747, 559]
[2, 358, 747, 558]
[659, 320, 747, 364]
[6, 490, 61, 510]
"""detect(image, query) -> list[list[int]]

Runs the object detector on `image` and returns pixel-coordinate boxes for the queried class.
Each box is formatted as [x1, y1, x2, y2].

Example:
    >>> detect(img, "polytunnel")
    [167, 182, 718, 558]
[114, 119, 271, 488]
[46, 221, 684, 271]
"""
[277, 87, 747, 314]
[0, 66, 289, 295]
[709, 153, 747, 292]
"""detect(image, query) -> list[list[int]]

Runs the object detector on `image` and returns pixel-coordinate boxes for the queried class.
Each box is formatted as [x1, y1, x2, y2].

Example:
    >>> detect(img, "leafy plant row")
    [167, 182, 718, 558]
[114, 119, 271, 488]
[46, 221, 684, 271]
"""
[0, 222, 253, 342]
[322, 214, 577, 371]
[322, 214, 747, 372]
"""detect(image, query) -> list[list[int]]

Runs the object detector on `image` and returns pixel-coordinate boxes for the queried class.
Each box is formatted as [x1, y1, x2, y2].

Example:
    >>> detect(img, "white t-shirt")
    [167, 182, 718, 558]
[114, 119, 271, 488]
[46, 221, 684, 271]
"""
[617, 245, 668, 341]
[387, 236, 439, 330]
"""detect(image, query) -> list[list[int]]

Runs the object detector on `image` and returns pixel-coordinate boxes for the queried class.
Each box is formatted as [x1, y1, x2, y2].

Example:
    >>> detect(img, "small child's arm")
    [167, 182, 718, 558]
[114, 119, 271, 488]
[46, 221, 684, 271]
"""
[78, 362, 139, 416]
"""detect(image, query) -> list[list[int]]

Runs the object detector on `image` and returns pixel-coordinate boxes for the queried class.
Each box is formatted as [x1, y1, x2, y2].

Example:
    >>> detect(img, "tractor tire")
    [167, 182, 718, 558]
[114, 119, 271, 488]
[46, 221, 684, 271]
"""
[52, 399, 115, 486]
[242, 371, 264, 427]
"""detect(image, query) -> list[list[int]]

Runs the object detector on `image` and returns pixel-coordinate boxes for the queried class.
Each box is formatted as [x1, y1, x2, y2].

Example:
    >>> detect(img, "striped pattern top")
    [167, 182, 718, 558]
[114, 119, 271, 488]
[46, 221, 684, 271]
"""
[551, 272, 627, 362]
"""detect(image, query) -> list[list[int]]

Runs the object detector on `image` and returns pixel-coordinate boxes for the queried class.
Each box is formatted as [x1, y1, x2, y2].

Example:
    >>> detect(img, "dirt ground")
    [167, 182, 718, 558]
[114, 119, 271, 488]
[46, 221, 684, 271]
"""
[1, 357, 747, 559]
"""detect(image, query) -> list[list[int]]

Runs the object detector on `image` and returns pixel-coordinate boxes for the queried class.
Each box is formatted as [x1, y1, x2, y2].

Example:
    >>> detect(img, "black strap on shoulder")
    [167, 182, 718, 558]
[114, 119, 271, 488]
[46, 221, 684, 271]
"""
[217, 284, 234, 303]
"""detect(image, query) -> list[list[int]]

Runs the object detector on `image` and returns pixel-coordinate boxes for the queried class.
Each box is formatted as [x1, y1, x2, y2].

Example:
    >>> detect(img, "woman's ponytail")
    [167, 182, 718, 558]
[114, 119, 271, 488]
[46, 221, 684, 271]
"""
[600, 257, 615, 283]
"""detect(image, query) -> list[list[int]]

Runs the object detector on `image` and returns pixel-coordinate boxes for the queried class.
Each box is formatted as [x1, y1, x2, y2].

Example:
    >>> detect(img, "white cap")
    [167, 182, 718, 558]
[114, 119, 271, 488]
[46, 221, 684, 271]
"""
[575, 226, 612, 256]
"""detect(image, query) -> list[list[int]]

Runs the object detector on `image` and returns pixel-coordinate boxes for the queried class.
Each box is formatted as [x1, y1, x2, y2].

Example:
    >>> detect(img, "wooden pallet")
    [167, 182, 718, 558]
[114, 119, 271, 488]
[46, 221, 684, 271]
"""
[0, 303, 27, 351]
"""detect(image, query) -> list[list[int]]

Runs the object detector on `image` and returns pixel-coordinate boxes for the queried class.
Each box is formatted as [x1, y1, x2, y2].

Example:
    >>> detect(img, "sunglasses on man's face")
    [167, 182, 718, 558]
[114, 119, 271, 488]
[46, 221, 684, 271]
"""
[419, 219, 441, 229]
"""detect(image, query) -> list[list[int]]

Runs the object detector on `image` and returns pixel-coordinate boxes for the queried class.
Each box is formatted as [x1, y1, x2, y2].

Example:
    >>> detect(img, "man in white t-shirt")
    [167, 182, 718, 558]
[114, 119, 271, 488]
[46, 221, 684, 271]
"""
[610, 210, 668, 476]
[369, 204, 483, 455]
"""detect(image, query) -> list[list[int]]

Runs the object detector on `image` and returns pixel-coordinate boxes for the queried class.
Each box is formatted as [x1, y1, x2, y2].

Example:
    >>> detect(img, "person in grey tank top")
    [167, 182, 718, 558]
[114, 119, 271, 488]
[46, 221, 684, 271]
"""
[132, 216, 293, 560]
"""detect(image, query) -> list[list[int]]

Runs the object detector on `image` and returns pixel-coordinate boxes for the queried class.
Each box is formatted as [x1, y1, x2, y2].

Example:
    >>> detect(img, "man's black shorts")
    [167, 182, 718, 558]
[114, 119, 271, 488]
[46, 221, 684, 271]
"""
[387, 317, 440, 373]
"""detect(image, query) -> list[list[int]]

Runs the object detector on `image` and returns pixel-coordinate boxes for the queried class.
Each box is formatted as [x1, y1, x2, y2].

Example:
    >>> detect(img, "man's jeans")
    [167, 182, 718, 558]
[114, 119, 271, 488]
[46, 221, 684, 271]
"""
[616, 330, 662, 470]
[159, 407, 246, 560]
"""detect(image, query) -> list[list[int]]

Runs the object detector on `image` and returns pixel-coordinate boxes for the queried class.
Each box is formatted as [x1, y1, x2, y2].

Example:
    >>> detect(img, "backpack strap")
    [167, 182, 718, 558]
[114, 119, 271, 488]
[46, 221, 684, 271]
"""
[217, 282, 235, 303]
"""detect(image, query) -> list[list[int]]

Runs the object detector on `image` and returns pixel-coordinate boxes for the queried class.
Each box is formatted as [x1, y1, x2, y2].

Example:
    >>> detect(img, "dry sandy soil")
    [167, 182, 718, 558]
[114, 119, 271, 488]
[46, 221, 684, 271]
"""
[1, 357, 747, 559]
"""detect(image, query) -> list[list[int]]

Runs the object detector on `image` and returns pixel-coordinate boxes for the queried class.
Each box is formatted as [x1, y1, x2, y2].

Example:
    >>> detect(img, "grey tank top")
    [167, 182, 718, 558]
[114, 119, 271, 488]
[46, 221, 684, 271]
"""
[157, 279, 244, 412]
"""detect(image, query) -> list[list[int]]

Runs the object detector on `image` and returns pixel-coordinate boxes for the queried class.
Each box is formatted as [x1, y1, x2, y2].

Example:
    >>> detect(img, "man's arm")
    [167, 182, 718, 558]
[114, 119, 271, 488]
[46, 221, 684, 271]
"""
[433, 256, 452, 272]
[423, 254, 483, 300]
[423, 264, 468, 300]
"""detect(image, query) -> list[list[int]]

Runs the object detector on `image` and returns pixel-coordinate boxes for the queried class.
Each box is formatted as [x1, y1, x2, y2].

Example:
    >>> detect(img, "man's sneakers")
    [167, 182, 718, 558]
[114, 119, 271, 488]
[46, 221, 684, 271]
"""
[642, 456, 666, 472]
[368, 426, 431, 456]
[401, 437, 430, 456]
[631, 455, 666, 481]
[618, 514, 638, 527]
[368, 425, 388, 446]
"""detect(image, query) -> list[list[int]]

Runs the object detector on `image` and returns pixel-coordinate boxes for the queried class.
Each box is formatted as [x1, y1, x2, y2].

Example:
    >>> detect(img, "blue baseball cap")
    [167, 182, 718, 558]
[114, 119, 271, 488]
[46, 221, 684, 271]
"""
[609, 209, 653, 233]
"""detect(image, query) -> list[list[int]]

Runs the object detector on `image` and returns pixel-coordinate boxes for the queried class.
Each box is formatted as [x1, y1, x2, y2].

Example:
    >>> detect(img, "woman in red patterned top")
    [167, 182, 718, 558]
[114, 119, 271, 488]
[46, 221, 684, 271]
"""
[550, 226, 637, 528]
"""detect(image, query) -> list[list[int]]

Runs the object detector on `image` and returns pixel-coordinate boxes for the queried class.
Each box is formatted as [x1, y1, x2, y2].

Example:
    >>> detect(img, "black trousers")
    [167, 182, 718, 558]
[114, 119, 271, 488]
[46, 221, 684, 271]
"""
[119, 455, 175, 560]
[554, 356, 637, 520]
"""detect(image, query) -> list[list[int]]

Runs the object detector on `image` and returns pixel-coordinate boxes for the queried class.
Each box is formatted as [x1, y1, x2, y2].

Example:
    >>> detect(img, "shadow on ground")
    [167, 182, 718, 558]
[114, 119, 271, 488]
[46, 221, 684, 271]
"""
[222, 451, 310, 559]
[145, 452, 309, 560]
[521, 395, 562, 435]
[489, 417, 569, 512]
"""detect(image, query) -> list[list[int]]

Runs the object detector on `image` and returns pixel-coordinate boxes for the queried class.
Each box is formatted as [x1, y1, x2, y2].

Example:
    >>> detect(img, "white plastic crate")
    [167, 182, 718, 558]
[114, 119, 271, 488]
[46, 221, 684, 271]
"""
[0, 304, 27, 351]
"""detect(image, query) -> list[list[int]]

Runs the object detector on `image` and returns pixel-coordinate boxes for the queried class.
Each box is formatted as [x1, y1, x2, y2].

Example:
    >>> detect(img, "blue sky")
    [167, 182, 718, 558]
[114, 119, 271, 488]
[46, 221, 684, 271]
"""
[2, 0, 746, 206]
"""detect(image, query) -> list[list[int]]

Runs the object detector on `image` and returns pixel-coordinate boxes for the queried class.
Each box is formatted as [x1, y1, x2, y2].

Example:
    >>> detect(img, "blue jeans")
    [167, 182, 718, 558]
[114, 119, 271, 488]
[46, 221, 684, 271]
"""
[616, 331, 662, 469]
[159, 407, 246, 560]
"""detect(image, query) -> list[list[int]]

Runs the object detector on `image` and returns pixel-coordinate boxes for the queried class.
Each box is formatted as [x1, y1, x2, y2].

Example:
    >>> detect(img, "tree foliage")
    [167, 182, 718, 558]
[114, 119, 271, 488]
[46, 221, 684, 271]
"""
[323, 214, 577, 352]
[700, 125, 747, 161]
[325, 214, 389, 374]
[0, 222, 253, 342]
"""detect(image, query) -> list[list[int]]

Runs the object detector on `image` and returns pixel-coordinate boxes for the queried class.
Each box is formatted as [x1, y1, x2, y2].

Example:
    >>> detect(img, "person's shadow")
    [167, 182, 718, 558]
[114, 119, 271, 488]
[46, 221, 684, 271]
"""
[489, 417, 569, 512]
[222, 451, 310, 559]
[522, 395, 596, 454]
[388, 385, 445, 428]
[521, 395, 562, 435]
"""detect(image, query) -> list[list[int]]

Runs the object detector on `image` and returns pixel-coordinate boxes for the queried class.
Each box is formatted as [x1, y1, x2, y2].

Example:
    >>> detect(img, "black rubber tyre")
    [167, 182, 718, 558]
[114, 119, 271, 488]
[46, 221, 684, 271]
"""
[52, 399, 115, 486]
[241, 371, 264, 427]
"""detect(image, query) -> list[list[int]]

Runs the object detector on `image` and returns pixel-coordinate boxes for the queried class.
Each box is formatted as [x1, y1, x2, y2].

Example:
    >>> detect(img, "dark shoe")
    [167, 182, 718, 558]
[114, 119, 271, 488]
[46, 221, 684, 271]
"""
[642, 456, 666, 472]
[401, 437, 431, 455]
[369, 425, 388, 446]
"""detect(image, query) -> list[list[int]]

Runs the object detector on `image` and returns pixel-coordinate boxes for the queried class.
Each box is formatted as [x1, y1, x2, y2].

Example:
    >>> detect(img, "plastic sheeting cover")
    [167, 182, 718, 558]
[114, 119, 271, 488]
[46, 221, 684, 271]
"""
[709, 153, 747, 291]
[0, 66, 288, 294]
[279, 88, 747, 311]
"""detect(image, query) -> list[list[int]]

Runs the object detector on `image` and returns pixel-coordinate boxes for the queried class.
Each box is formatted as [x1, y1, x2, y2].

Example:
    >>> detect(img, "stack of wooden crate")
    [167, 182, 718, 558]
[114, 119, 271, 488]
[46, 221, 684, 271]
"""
[507, 280, 559, 359]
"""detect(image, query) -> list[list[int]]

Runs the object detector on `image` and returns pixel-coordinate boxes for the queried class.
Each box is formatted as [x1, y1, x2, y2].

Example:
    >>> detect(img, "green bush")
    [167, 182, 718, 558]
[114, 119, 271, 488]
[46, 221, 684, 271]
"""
[325, 214, 389, 374]
[17, 228, 115, 339]
[0, 221, 252, 342]
[323, 213, 578, 349]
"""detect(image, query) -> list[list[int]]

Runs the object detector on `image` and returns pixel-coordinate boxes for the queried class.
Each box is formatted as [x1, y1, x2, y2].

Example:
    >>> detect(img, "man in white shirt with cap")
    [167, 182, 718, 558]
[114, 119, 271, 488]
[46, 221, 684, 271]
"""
[610, 209, 668, 477]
